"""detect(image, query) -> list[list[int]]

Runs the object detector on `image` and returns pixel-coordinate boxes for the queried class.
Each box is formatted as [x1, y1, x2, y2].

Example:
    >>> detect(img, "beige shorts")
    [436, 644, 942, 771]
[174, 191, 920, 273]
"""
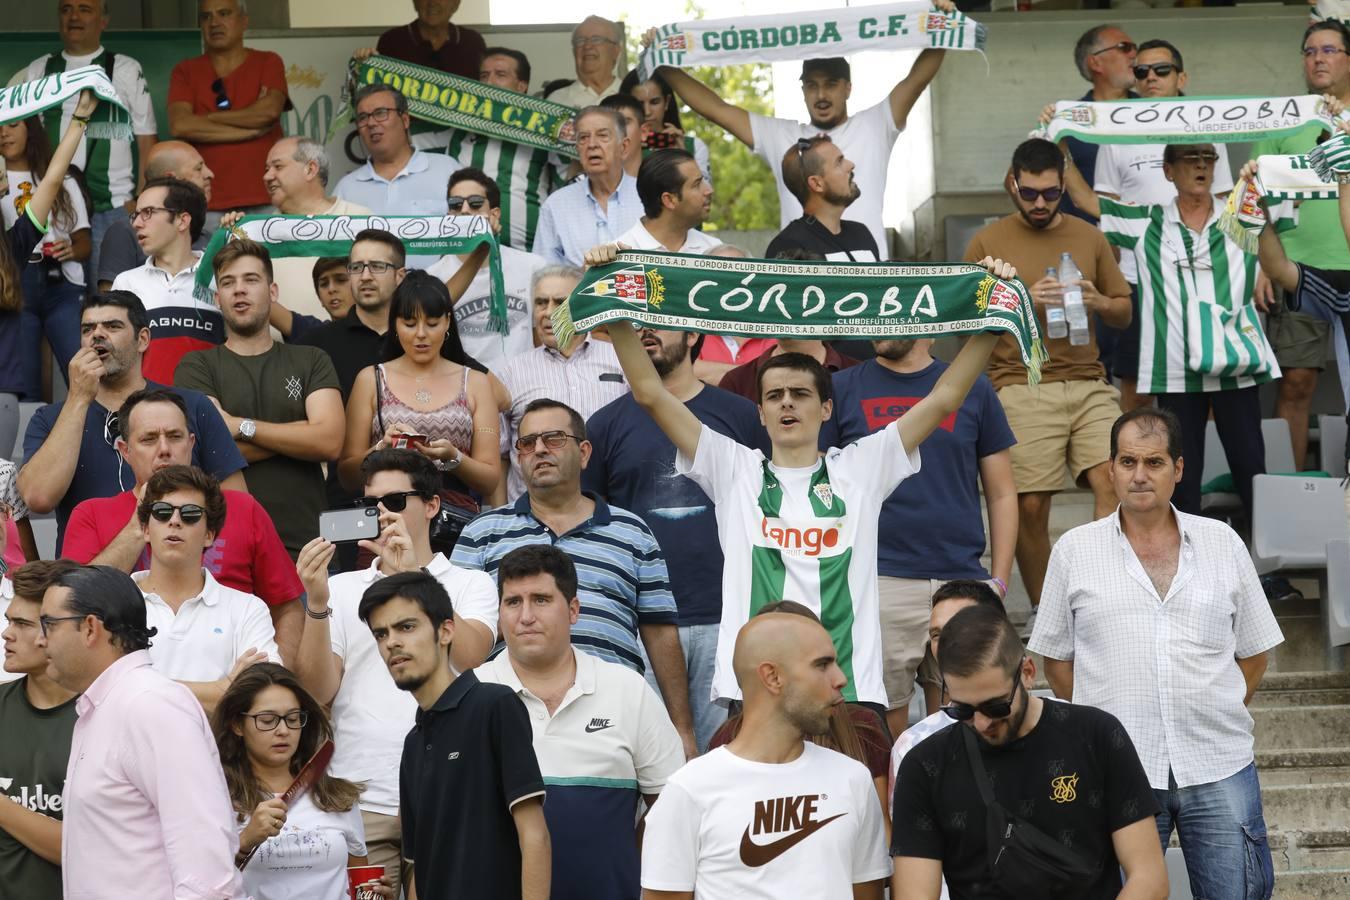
[1267, 306, 1330, 371]
[997, 380, 1120, 493]
[877, 576, 1001, 710]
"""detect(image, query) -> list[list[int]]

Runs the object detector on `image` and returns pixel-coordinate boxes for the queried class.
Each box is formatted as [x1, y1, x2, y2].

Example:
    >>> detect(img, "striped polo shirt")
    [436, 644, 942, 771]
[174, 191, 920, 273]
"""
[1098, 196, 1279, 395]
[450, 494, 677, 672]
[477, 647, 684, 900]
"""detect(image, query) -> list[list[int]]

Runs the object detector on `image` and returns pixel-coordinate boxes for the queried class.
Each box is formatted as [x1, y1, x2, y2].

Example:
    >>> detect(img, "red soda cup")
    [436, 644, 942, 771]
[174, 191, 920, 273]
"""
[347, 865, 384, 900]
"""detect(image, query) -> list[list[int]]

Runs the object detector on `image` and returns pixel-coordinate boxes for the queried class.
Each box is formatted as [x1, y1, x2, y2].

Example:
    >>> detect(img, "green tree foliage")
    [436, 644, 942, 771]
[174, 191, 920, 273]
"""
[621, 5, 781, 232]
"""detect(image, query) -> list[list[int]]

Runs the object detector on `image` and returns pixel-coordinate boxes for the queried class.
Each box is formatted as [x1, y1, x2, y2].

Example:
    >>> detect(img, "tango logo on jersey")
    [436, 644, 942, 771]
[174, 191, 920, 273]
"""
[1050, 773, 1079, 804]
[760, 517, 840, 557]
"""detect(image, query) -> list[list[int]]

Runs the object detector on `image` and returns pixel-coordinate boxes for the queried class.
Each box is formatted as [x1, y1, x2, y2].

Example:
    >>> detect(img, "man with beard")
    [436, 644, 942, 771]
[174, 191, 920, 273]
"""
[641, 610, 892, 897]
[174, 240, 344, 557]
[891, 604, 1167, 900]
[765, 136, 876, 262]
[583, 326, 767, 752]
[822, 337, 1015, 737]
[963, 138, 1130, 636]
[360, 570, 549, 900]
[18, 291, 246, 548]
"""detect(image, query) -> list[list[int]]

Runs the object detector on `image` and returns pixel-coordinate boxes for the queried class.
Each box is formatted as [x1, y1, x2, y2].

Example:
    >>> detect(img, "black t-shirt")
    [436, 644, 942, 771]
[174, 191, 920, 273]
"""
[400, 671, 545, 900]
[891, 701, 1158, 900]
[764, 216, 880, 263]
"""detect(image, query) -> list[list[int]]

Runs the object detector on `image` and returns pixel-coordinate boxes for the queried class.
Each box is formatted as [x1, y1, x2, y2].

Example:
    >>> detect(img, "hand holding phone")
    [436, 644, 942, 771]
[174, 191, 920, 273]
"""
[391, 433, 428, 449]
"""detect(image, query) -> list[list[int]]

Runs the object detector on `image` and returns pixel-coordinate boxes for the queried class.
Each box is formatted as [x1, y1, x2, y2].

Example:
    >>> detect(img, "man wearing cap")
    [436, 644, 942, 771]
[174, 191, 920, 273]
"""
[644, 0, 958, 257]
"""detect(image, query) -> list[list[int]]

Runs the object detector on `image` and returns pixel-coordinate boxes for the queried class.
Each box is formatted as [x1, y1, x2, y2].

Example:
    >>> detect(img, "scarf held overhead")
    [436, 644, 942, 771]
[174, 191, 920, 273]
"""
[1038, 95, 1335, 145]
[638, 2, 987, 80]
[195, 215, 508, 333]
[557, 252, 1046, 381]
[332, 55, 579, 159]
[0, 65, 129, 138]
[1216, 133, 1350, 251]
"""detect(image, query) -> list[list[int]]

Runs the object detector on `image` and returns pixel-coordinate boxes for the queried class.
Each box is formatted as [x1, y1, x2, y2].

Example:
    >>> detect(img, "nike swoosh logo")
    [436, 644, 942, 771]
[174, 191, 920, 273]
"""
[738, 813, 846, 867]
[584, 723, 613, 733]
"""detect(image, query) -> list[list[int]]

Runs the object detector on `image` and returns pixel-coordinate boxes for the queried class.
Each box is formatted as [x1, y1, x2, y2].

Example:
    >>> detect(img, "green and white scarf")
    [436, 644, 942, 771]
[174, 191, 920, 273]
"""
[195, 214, 508, 333]
[332, 55, 579, 160]
[638, 2, 986, 80]
[1038, 95, 1334, 145]
[0, 65, 129, 139]
[1216, 146, 1350, 252]
[557, 251, 1046, 381]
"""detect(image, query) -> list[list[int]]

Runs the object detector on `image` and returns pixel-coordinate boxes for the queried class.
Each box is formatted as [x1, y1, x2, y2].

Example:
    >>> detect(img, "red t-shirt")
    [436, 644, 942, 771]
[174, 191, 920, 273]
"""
[698, 336, 776, 366]
[168, 50, 288, 210]
[61, 489, 301, 606]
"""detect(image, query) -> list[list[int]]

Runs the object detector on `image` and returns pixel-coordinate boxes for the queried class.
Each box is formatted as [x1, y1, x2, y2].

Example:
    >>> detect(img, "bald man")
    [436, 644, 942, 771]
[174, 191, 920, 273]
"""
[641, 612, 891, 899]
[97, 141, 216, 289]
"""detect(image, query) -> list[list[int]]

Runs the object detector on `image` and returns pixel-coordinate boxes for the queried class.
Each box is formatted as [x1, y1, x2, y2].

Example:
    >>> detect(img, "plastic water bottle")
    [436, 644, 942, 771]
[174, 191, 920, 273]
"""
[1059, 252, 1090, 346]
[1043, 266, 1067, 339]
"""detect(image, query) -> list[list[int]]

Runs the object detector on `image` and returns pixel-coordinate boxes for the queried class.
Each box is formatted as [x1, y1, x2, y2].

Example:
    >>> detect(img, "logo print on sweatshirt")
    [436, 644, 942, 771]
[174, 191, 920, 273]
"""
[739, 794, 845, 867]
[284, 375, 302, 400]
[584, 717, 614, 733]
[1050, 774, 1079, 804]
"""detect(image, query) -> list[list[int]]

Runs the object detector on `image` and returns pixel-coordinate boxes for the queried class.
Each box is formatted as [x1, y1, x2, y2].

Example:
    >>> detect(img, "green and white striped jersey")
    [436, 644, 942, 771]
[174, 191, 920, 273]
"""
[1098, 196, 1279, 395]
[414, 128, 554, 252]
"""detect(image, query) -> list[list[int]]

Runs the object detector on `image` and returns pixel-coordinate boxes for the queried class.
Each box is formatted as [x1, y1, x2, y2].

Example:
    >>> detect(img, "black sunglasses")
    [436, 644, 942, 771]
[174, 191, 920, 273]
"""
[941, 676, 1021, 722]
[1013, 179, 1063, 204]
[356, 490, 426, 513]
[211, 77, 231, 110]
[447, 195, 490, 212]
[1132, 63, 1177, 80]
[148, 501, 206, 525]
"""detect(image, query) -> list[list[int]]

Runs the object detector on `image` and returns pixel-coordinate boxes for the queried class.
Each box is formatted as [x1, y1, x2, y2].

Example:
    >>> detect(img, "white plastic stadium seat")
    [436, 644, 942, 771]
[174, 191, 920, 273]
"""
[1251, 475, 1349, 576]
[1201, 419, 1297, 515]
[1318, 414, 1348, 478]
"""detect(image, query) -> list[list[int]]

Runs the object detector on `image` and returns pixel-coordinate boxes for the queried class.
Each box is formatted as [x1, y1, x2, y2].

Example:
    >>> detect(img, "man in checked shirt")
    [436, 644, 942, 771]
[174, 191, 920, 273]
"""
[1029, 405, 1284, 900]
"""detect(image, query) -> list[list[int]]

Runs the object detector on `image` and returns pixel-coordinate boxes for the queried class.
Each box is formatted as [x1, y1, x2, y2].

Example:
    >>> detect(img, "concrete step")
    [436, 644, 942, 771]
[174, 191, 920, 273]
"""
[1274, 867, 1350, 899]
[1271, 829, 1350, 873]
[1261, 782, 1350, 833]
[1251, 687, 1350, 708]
[1259, 671, 1350, 692]
[1258, 749, 1350, 785]
[1268, 614, 1339, 674]
[1253, 706, 1350, 751]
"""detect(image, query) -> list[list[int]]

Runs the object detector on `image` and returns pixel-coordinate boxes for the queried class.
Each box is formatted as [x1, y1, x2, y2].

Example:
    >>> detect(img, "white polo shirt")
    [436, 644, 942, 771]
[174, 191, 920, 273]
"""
[326, 553, 499, 817]
[617, 220, 722, 255]
[131, 568, 280, 682]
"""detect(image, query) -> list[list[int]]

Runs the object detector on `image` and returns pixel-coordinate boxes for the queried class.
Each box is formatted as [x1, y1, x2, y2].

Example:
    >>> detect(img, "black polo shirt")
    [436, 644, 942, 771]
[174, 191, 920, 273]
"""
[297, 308, 382, 402]
[400, 670, 545, 900]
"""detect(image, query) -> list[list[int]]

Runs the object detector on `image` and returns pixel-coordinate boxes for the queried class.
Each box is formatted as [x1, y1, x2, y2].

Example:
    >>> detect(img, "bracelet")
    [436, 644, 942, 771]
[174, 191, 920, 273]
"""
[991, 576, 1008, 596]
[71, 115, 91, 126]
[299, 592, 331, 620]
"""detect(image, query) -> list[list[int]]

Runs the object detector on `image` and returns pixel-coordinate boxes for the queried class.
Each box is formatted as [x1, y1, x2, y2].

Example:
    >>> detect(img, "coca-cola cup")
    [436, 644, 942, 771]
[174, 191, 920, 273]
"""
[347, 865, 384, 900]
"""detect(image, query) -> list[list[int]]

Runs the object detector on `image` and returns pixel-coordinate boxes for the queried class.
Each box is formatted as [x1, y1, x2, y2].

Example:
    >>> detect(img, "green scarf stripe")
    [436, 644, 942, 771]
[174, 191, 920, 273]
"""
[1144, 207, 1169, 393]
[1174, 225, 1205, 393]
[1040, 94, 1334, 146]
[1208, 226, 1242, 378]
[819, 551, 858, 703]
[194, 214, 508, 332]
[1, 65, 130, 137]
[560, 252, 1046, 381]
[333, 56, 580, 160]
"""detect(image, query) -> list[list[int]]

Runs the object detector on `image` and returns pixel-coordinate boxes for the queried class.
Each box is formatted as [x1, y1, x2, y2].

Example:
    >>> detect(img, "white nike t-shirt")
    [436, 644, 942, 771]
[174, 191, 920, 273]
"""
[641, 743, 891, 898]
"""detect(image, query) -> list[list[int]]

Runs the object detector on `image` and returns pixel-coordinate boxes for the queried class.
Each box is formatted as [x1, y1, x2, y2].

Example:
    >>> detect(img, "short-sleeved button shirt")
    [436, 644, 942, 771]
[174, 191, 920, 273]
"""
[401, 671, 545, 900]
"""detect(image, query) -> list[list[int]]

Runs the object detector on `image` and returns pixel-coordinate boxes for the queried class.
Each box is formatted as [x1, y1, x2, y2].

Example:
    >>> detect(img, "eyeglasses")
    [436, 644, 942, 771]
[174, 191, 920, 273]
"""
[1132, 63, 1177, 79]
[515, 430, 581, 454]
[346, 260, 397, 275]
[211, 77, 231, 110]
[1013, 179, 1063, 204]
[148, 501, 206, 525]
[129, 206, 179, 225]
[1303, 45, 1350, 59]
[571, 35, 618, 48]
[447, 195, 490, 212]
[242, 710, 308, 732]
[1176, 151, 1219, 165]
[38, 614, 87, 638]
[355, 107, 398, 127]
[356, 490, 427, 514]
[1090, 41, 1137, 57]
[941, 676, 1022, 722]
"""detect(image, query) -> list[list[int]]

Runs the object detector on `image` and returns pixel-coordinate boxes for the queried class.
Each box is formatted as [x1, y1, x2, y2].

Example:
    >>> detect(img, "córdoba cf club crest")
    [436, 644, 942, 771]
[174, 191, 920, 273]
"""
[578, 264, 666, 309]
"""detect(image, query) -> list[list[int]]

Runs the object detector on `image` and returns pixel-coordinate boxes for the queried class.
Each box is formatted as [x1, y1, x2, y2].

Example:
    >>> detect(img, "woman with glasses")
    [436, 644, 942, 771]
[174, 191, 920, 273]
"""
[339, 270, 503, 518]
[0, 91, 101, 434]
[212, 662, 391, 899]
[618, 69, 713, 184]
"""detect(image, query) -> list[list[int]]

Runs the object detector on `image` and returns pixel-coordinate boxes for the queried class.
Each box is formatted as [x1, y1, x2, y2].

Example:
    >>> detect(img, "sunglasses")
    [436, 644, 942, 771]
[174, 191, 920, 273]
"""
[211, 77, 231, 111]
[356, 490, 426, 513]
[1176, 152, 1219, 165]
[1013, 179, 1063, 204]
[941, 676, 1022, 722]
[1132, 63, 1177, 80]
[447, 195, 490, 213]
[148, 501, 206, 525]
[514, 430, 581, 454]
[1091, 41, 1137, 57]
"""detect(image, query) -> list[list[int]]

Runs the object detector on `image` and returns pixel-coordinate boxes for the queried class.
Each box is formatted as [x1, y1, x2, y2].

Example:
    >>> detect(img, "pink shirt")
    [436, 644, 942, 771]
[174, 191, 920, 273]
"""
[62, 650, 246, 899]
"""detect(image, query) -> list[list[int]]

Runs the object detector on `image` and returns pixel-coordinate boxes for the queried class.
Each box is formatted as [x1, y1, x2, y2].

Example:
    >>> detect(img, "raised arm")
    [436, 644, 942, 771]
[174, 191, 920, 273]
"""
[889, 42, 947, 131]
[608, 319, 704, 461]
[1060, 150, 1102, 221]
[443, 244, 491, 303]
[27, 91, 99, 229]
[18, 351, 104, 513]
[292, 538, 346, 706]
[651, 65, 753, 147]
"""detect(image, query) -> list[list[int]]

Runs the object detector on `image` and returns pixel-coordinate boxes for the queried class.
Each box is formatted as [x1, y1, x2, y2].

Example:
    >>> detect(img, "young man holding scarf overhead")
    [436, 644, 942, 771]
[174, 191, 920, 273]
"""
[587, 241, 1016, 720]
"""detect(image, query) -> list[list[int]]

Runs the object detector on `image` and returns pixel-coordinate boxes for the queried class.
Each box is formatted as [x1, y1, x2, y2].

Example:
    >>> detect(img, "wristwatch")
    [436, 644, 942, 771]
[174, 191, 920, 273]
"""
[443, 448, 463, 471]
[238, 419, 258, 441]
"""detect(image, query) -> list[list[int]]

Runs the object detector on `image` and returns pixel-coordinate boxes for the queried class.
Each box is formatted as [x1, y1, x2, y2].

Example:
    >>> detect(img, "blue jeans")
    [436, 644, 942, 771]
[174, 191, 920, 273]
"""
[636, 622, 727, 753]
[1153, 763, 1273, 900]
[19, 266, 84, 401]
